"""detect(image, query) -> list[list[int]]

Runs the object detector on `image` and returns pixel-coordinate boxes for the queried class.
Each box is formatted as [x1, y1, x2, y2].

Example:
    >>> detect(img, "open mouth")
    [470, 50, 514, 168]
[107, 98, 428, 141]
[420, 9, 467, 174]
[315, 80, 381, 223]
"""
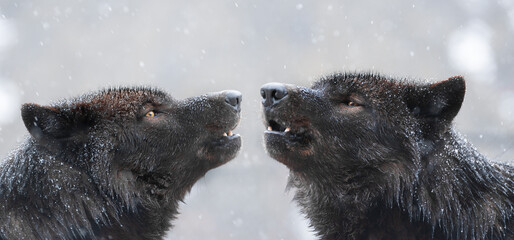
[263, 118, 315, 167]
[267, 120, 290, 133]
[205, 118, 241, 142]
[212, 127, 240, 145]
[205, 115, 242, 151]
[199, 125, 241, 166]
[265, 119, 308, 136]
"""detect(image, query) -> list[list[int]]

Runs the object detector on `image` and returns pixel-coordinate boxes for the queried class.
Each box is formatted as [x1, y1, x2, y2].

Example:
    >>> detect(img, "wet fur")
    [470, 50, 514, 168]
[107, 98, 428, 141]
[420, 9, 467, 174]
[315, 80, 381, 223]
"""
[263, 73, 514, 239]
[0, 87, 241, 239]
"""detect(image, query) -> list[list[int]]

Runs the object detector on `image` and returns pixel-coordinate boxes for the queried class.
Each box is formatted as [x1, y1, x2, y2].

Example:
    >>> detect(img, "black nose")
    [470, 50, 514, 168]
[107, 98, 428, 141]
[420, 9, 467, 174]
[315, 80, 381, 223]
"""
[260, 83, 288, 107]
[224, 90, 242, 111]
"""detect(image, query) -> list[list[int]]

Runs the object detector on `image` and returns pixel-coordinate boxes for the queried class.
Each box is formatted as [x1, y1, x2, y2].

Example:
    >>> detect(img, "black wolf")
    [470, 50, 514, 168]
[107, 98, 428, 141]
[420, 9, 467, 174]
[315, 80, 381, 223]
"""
[1, 88, 242, 239]
[261, 73, 513, 239]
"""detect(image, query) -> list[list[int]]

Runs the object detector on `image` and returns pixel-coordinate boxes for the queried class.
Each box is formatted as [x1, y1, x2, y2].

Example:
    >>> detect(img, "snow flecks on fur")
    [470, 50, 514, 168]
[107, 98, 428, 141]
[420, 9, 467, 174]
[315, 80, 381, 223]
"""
[0, 87, 242, 239]
[264, 72, 514, 239]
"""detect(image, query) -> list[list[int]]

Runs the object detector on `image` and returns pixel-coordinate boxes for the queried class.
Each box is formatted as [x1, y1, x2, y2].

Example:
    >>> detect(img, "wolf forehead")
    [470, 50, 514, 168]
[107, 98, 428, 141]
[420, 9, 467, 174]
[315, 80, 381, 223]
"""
[313, 72, 422, 96]
[312, 72, 467, 113]
[49, 87, 174, 116]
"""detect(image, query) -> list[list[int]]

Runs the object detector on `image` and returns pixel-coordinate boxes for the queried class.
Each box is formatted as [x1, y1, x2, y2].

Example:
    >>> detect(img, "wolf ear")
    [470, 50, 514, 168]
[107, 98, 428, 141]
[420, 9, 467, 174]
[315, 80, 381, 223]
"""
[21, 104, 74, 141]
[405, 76, 466, 133]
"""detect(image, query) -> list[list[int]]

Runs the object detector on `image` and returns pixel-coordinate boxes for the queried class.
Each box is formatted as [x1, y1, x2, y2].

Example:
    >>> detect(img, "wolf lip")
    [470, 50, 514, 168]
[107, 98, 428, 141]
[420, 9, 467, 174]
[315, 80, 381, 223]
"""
[217, 133, 240, 142]
[220, 132, 240, 141]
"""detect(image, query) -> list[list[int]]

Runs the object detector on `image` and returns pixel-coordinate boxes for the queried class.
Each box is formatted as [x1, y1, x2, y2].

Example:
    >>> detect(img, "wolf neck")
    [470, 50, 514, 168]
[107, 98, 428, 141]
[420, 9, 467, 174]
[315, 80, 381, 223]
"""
[0, 139, 181, 240]
[291, 130, 514, 239]
[289, 169, 386, 239]
[413, 130, 514, 239]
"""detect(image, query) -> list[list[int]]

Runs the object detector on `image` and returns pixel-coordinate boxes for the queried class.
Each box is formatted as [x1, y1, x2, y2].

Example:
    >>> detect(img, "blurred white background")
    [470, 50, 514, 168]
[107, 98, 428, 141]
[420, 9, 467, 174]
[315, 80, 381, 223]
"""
[0, 0, 513, 239]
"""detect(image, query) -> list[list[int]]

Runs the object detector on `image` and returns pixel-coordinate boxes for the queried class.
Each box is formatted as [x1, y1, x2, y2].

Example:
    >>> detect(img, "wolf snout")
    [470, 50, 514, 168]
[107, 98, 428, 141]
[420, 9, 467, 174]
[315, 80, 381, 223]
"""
[222, 90, 242, 112]
[260, 83, 288, 107]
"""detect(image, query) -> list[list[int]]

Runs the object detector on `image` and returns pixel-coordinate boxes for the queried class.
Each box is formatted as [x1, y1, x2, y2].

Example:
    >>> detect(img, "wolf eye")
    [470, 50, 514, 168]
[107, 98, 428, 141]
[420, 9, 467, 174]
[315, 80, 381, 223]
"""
[145, 111, 156, 117]
[342, 100, 360, 107]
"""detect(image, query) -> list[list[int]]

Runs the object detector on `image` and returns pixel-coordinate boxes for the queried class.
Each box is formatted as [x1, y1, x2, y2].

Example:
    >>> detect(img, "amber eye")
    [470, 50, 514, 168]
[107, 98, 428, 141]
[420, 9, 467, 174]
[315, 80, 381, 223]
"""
[145, 111, 156, 117]
[342, 100, 360, 107]
[348, 101, 358, 107]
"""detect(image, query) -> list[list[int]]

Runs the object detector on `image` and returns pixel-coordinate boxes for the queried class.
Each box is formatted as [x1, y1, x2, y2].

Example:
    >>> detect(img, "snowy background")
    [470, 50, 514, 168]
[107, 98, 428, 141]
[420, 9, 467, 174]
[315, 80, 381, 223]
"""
[0, 0, 513, 239]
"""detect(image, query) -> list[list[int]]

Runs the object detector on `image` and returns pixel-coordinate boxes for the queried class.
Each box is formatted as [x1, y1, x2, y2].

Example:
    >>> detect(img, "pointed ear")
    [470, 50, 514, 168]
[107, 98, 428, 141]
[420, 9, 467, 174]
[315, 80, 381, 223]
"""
[21, 104, 74, 140]
[405, 76, 466, 133]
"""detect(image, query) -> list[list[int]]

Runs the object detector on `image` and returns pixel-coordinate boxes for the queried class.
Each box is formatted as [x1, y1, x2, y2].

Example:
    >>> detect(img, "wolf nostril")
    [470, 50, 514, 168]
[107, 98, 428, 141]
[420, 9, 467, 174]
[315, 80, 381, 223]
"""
[224, 90, 242, 111]
[260, 83, 288, 107]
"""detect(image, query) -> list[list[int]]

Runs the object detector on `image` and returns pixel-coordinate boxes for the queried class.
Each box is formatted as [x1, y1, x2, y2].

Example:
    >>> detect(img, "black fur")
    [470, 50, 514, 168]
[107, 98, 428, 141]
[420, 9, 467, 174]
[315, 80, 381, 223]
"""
[261, 72, 514, 239]
[0, 87, 242, 239]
